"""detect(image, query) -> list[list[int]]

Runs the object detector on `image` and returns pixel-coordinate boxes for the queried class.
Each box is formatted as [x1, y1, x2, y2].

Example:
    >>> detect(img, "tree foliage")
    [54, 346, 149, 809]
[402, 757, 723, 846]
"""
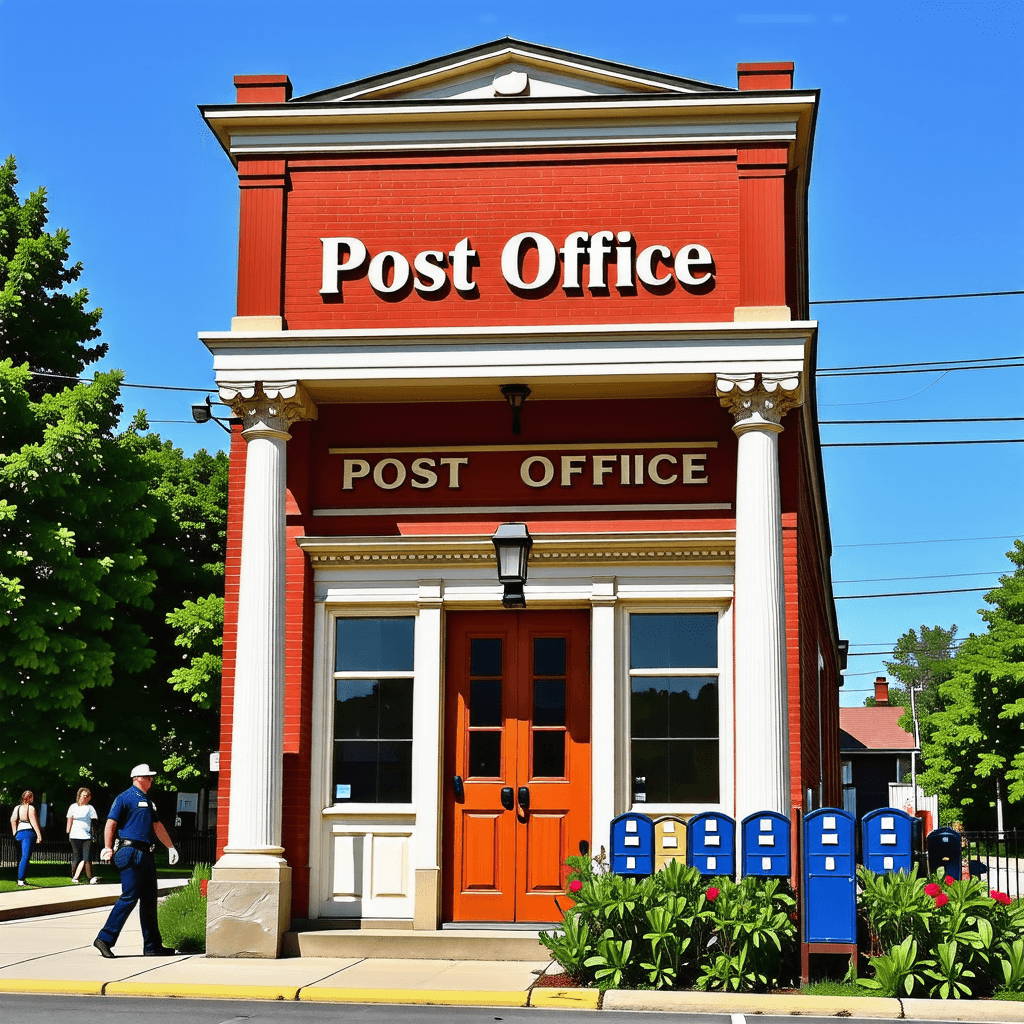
[876, 625, 959, 737]
[918, 542, 1024, 824]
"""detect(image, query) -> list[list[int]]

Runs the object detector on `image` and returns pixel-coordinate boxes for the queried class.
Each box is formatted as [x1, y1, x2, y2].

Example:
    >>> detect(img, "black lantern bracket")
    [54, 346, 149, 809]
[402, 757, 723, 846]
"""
[500, 383, 531, 436]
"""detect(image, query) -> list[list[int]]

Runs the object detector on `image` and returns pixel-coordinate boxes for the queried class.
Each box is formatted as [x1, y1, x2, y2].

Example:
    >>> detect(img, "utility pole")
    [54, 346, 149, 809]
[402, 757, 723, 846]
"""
[909, 683, 922, 815]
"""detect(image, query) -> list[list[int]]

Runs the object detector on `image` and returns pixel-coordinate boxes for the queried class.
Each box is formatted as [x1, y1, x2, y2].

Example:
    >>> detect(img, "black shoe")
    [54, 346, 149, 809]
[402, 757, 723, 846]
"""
[144, 946, 177, 956]
[94, 938, 115, 959]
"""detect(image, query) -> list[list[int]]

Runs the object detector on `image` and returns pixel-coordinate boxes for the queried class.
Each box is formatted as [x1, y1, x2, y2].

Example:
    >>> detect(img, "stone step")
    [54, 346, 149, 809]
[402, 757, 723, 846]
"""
[283, 927, 549, 961]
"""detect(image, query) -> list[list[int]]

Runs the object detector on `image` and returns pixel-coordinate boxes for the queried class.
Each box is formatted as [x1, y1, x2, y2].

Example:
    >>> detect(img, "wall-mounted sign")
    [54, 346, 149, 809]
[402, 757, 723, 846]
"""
[320, 232, 714, 299]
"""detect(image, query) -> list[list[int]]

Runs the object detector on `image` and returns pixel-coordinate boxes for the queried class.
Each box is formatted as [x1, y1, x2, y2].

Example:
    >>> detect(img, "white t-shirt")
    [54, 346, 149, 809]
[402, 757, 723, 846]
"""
[66, 803, 98, 840]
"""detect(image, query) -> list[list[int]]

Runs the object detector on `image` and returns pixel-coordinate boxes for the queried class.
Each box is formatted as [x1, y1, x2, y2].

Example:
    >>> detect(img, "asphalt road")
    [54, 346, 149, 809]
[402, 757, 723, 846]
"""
[1, 997, 911, 1024]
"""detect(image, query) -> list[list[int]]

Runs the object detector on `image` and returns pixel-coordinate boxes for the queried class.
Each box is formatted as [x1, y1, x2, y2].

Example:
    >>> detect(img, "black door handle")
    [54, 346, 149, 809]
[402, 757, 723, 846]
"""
[518, 786, 530, 810]
[452, 775, 464, 800]
[500, 787, 514, 810]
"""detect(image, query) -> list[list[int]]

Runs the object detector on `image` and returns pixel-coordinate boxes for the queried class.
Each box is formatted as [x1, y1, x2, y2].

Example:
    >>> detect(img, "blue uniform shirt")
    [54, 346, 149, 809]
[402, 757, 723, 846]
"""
[107, 785, 161, 843]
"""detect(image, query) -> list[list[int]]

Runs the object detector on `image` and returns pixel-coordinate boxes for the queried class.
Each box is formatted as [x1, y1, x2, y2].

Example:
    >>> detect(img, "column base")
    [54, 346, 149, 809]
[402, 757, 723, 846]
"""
[413, 868, 440, 930]
[207, 857, 292, 958]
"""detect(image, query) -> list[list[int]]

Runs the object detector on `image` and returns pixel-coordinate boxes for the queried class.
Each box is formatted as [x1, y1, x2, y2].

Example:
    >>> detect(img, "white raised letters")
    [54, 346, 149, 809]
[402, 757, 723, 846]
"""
[320, 237, 368, 294]
[502, 231, 558, 290]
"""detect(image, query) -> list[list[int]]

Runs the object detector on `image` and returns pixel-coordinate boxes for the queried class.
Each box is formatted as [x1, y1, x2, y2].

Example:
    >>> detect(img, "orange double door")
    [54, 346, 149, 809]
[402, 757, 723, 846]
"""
[442, 610, 591, 924]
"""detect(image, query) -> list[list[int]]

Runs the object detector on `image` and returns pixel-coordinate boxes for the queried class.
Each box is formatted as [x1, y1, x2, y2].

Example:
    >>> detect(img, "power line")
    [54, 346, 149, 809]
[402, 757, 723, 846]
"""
[822, 439, 1023, 447]
[835, 535, 1019, 548]
[810, 289, 1024, 306]
[820, 355, 1022, 372]
[835, 586, 991, 600]
[818, 363, 1023, 378]
[29, 370, 217, 394]
[821, 417, 1024, 425]
[834, 571, 1001, 584]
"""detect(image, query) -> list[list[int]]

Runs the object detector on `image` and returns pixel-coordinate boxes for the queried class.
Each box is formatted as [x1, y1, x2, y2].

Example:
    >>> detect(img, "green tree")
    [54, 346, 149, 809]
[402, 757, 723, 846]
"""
[1, 155, 105, 396]
[918, 541, 1024, 826]
[874, 625, 958, 738]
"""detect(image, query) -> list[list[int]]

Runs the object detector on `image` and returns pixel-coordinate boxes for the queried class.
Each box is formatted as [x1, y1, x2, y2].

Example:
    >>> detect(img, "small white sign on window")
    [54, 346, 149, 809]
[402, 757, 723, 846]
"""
[663, 836, 678, 849]
[706, 820, 718, 833]
[825, 856, 836, 871]
[883, 856, 894, 870]
[706, 856, 717, 870]
[880, 833, 897, 845]
[758, 835, 775, 847]
[625, 836, 640, 847]
[823, 816, 836, 830]
[663, 821, 675, 833]
[335, 784, 351, 800]
[626, 820, 638, 833]
[821, 833, 839, 845]
[761, 856, 772, 870]
[881, 816, 895, 830]
[626, 856, 636, 870]
[705, 835, 720, 847]
[760, 819, 773, 832]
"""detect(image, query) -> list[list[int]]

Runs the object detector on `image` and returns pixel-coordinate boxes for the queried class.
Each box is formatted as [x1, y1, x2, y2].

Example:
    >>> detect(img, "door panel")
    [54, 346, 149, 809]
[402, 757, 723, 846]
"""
[443, 610, 590, 923]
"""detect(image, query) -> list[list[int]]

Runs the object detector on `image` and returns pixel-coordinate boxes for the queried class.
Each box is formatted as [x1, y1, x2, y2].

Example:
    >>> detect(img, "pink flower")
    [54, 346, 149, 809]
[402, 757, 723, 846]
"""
[706, 886, 720, 902]
[934, 893, 949, 908]
[991, 890, 1013, 906]
[568, 879, 582, 894]
[944, 875, 956, 886]
[924, 883, 941, 896]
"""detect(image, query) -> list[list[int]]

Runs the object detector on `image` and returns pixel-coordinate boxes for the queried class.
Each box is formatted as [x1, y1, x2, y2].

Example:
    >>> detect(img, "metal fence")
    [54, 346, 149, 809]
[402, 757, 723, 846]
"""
[963, 829, 1024, 899]
[1, 831, 217, 871]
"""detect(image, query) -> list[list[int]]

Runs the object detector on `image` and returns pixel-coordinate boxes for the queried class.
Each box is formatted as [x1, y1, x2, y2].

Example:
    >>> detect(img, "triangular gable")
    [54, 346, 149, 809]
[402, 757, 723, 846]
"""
[296, 37, 730, 103]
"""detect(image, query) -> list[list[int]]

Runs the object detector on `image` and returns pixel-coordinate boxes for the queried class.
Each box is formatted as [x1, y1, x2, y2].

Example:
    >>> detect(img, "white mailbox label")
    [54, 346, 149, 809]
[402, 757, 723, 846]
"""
[626, 820, 637, 833]
[758, 835, 775, 847]
[760, 819, 773, 832]
[663, 821, 675, 833]
[761, 856, 772, 870]
[705, 835, 720, 847]
[881, 816, 895, 830]
[823, 816, 836, 830]
[625, 836, 640, 847]
[626, 856, 636, 870]
[821, 833, 839, 845]
[825, 856, 836, 871]
[883, 856, 894, 870]
[706, 856, 717, 870]
[880, 834, 897, 845]
[663, 836, 678, 849]
[706, 819, 718, 832]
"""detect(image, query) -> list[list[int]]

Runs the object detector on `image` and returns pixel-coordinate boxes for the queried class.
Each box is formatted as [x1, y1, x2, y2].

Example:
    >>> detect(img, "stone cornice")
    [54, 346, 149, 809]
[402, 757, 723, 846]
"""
[296, 532, 735, 569]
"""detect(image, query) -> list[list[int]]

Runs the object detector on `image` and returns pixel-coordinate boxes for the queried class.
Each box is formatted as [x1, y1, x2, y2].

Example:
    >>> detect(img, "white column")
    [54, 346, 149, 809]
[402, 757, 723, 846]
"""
[590, 578, 617, 860]
[207, 380, 315, 958]
[717, 373, 801, 821]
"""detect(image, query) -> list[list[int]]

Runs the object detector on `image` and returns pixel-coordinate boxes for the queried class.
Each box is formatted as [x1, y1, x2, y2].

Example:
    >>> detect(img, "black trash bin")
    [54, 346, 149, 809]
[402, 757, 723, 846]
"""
[926, 826, 962, 880]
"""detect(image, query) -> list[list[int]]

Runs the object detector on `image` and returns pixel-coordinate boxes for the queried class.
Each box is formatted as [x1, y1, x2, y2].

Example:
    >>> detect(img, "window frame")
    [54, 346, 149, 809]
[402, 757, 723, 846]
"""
[329, 612, 417, 811]
[625, 607, 728, 815]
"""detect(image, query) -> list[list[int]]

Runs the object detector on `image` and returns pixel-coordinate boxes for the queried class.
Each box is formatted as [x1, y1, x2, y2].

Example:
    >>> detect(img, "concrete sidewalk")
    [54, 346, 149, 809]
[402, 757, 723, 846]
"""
[0, 890, 1020, 1019]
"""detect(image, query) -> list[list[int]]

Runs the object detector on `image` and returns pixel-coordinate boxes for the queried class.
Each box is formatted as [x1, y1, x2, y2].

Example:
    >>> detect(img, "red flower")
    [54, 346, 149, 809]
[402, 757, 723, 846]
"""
[991, 890, 1013, 906]
[924, 883, 941, 896]
[706, 886, 720, 902]
[568, 879, 582, 894]
[933, 893, 949, 908]
[199, 879, 208, 898]
[944, 875, 956, 886]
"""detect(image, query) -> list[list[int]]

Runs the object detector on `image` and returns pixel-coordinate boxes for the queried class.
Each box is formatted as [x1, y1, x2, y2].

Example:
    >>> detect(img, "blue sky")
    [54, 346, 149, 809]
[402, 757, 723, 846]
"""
[1, 0, 1021, 703]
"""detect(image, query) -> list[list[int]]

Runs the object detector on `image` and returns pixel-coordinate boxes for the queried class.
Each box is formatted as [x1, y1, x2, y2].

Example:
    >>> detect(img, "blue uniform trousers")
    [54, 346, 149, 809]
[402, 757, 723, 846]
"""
[97, 846, 161, 952]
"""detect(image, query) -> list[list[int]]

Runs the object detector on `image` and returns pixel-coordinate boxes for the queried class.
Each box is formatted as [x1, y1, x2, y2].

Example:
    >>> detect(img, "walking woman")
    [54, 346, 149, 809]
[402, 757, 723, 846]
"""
[10, 791, 43, 887]
[66, 787, 99, 883]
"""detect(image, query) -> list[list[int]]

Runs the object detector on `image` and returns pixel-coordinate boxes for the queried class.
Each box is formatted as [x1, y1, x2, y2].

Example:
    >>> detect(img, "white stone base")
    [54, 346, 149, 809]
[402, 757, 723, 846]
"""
[206, 863, 292, 958]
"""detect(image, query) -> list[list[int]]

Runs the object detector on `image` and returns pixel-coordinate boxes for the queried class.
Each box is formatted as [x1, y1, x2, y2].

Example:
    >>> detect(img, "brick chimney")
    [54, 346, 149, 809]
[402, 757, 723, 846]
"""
[874, 677, 889, 705]
[234, 75, 292, 104]
[737, 62, 794, 91]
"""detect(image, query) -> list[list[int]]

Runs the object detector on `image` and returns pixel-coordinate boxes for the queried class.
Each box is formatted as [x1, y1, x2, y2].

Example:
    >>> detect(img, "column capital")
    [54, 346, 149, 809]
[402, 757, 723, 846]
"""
[219, 380, 318, 439]
[716, 373, 802, 434]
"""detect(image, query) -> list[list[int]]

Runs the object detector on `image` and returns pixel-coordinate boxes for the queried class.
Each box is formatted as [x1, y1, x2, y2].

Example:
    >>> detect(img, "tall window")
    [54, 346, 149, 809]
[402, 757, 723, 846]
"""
[629, 613, 719, 804]
[332, 617, 415, 803]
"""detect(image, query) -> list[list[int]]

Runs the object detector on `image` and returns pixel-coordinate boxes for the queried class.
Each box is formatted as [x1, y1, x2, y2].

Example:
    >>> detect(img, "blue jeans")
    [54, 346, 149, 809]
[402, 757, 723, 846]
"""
[15, 831, 34, 882]
[96, 846, 162, 952]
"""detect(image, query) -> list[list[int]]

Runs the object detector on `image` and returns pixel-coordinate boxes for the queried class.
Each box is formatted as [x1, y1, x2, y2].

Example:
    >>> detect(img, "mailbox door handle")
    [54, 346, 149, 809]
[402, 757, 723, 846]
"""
[500, 787, 515, 811]
[518, 786, 530, 811]
[451, 775, 464, 800]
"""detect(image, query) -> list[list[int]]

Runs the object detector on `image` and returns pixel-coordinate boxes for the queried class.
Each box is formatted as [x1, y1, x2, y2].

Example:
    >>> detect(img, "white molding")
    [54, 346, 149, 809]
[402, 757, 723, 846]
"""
[313, 502, 732, 518]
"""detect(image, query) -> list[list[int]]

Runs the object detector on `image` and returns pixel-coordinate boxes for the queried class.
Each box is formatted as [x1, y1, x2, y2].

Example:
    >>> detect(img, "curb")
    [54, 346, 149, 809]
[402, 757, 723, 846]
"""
[104, 982, 301, 1001]
[604, 990, 902, 1017]
[300, 988, 529, 1007]
[0, 881, 187, 923]
[0, 980, 105, 996]
[530, 988, 601, 1009]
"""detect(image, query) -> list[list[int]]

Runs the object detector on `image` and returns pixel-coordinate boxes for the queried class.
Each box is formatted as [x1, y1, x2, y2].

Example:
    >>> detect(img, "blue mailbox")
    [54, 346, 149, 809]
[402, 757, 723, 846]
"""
[927, 827, 963, 880]
[862, 807, 915, 875]
[741, 810, 791, 878]
[804, 808, 856, 943]
[686, 811, 735, 878]
[610, 812, 654, 876]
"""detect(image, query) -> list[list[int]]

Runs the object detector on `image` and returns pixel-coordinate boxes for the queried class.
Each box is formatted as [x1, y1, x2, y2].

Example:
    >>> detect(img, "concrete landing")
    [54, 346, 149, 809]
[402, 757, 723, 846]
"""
[283, 928, 548, 960]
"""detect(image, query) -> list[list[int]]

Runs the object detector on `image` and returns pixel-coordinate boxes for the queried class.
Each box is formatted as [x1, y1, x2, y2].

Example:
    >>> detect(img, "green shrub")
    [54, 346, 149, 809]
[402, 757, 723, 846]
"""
[539, 854, 797, 992]
[157, 863, 211, 953]
[857, 867, 1024, 999]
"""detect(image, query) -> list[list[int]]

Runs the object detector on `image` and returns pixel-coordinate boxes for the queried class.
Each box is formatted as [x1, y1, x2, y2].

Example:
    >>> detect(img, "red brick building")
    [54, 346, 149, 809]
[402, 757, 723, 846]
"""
[199, 39, 842, 956]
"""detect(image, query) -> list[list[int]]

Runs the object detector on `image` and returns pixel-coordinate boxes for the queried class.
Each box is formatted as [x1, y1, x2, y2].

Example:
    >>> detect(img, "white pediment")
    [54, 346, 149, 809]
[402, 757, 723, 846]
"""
[299, 40, 726, 103]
